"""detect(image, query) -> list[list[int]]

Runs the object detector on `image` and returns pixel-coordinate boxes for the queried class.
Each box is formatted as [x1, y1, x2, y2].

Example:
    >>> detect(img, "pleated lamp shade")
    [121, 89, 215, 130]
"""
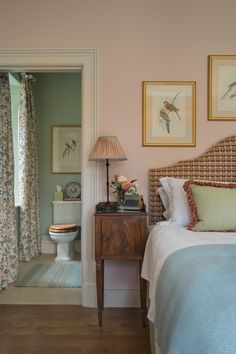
[89, 136, 127, 161]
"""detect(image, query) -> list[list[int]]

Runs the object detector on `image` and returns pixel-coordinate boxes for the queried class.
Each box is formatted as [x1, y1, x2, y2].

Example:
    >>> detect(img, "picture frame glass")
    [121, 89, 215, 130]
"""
[209, 56, 236, 120]
[143, 81, 196, 146]
[52, 126, 81, 173]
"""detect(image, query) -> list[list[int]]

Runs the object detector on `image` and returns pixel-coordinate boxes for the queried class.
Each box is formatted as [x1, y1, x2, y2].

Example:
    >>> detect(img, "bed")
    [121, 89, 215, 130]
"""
[142, 135, 236, 354]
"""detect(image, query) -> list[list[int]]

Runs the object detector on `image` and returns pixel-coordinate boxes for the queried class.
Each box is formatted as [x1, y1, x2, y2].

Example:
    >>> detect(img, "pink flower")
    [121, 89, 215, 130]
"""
[121, 181, 132, 190]
[110, 174, 138, 195]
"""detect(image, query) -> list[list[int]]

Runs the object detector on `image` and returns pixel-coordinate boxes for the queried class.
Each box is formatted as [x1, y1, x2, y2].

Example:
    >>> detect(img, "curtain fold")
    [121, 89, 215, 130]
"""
[0, 73, 18, 290]
[19, 73, 41, 262]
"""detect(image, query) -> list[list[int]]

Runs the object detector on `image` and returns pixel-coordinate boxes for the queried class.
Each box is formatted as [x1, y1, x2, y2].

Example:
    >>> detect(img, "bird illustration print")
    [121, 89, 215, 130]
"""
[160, 109, 171, 133]
[62, 139, 79, 158]
[159, 91, 182, 134]
[221, 81, 236, 99]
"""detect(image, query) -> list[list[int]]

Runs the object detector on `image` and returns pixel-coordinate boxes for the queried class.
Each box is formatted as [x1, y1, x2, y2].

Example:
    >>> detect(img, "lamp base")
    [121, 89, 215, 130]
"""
[96, 201, 118, 212]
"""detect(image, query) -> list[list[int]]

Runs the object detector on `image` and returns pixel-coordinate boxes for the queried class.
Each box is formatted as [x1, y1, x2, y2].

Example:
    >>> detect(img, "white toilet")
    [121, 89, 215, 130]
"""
[49, 201, 81, 261]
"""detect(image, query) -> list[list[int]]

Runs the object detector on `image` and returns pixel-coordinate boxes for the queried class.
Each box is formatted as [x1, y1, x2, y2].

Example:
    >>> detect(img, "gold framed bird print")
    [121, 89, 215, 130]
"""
[142, 81, 196, 147]
[208, 55, 236, 120]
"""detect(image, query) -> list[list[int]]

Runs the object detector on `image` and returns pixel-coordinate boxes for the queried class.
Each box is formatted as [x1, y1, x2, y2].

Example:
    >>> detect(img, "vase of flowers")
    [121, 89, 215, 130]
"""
[110, 174, 138, 210]
[117, 190, 126, 210]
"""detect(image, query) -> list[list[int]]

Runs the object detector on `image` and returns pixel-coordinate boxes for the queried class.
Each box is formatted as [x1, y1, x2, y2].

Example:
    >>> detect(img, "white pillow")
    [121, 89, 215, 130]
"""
[160, 177, 190, 226]
[157, 187, 170, 219]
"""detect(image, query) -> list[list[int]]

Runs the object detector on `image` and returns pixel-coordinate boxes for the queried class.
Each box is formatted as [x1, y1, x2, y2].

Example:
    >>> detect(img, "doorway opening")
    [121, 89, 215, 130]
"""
[0, 72, 81, 304]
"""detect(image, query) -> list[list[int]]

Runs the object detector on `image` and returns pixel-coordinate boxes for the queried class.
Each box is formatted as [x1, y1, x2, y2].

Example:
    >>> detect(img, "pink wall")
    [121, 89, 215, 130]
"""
[1, 0, 236, 203]
[2, 0, 236, 301]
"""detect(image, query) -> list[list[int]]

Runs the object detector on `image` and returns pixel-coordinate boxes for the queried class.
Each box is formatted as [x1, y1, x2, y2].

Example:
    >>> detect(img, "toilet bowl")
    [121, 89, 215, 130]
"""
[49, 224, 78, 261]
[49, 201, 81, 261]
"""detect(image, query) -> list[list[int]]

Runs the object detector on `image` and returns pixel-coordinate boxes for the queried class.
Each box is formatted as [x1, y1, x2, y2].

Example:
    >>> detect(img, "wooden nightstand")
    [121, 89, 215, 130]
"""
[94, 210, 148, 327]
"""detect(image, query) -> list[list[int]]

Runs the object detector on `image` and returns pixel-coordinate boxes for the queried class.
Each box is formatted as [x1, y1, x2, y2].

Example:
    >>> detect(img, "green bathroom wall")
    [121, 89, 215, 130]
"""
[33, 72, 81, 237]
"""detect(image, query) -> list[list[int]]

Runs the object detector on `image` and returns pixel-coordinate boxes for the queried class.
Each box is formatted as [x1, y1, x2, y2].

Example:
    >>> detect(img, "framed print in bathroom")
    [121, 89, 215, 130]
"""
[208, 55, 236, 120]
[142, 81, 196, 147]
[52, 125, 81, 173]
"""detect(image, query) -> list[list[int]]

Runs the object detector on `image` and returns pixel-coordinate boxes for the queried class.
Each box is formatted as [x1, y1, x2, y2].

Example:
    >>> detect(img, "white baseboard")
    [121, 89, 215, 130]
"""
[82, 285, 140, 308]
[41, 239, 57, 254]
[82, 282, 97, 308]
[104, 288, 140, 307]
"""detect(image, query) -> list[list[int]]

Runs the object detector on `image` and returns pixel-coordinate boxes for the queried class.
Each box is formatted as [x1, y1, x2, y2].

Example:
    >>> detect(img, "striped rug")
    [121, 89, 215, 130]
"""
[15, 263, 81, 288]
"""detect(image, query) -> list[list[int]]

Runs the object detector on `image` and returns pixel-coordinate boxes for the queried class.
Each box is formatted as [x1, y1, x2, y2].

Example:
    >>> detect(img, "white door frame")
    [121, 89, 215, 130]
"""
[0, 48, 99, 307]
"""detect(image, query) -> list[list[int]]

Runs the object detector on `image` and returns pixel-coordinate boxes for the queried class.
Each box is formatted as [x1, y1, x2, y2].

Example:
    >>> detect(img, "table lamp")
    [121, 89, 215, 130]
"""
[89, 136, 127, 210]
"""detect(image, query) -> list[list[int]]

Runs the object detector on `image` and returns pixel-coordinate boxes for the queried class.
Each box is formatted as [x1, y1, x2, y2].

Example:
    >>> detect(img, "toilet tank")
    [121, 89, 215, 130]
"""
[52, 201, 81, 225]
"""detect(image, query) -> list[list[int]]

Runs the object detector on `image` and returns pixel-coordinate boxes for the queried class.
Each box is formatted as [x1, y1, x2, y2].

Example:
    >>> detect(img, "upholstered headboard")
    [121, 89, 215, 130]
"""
[149, 135, 236, 224]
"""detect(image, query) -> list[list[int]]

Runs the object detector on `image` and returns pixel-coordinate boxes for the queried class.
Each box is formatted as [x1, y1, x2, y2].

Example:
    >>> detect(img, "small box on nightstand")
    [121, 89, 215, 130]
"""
[123, 194, 145, 210]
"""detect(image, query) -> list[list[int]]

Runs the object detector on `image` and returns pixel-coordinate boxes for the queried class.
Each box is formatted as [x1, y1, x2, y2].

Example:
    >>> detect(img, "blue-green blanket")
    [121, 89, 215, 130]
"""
[155, 244, 236, 354]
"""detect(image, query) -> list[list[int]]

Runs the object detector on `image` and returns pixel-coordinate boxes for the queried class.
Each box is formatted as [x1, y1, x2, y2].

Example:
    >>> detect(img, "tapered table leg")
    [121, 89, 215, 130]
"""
[139, 260, 147, 327]
[96, 259, 104, 327]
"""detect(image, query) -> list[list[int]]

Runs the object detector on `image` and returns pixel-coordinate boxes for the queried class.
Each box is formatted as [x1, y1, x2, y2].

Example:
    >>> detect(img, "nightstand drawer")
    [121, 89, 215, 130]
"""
[101, 217, 144, 258]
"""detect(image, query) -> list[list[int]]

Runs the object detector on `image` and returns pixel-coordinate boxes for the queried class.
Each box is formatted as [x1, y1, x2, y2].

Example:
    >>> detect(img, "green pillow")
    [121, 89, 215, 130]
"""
[183, 181, 236, 232]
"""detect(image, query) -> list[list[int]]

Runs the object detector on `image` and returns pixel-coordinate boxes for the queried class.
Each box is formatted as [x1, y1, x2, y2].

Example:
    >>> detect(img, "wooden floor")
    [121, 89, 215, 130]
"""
[0, 305, 151, 354]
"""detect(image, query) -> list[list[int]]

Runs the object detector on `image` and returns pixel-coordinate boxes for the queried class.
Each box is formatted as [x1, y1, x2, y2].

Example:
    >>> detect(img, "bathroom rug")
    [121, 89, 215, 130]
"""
[15, 263, 81, 288]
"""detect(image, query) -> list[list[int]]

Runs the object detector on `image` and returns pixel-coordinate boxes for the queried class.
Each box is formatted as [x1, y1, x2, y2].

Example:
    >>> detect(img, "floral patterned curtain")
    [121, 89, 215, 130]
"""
[0, 73, 18, 290]
[19, 74, 41, 262]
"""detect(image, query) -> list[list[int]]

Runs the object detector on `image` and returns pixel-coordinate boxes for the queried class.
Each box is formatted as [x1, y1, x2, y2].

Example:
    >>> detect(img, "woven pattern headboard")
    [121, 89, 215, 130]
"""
[149, 135, 236, 224]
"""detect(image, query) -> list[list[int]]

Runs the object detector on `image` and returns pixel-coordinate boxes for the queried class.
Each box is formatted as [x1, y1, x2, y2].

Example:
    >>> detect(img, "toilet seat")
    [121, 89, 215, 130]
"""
[49, 224, 77, 233]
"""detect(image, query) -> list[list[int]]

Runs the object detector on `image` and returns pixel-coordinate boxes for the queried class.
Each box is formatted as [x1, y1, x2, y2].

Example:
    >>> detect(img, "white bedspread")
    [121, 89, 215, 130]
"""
[141, 222, 236, 323]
